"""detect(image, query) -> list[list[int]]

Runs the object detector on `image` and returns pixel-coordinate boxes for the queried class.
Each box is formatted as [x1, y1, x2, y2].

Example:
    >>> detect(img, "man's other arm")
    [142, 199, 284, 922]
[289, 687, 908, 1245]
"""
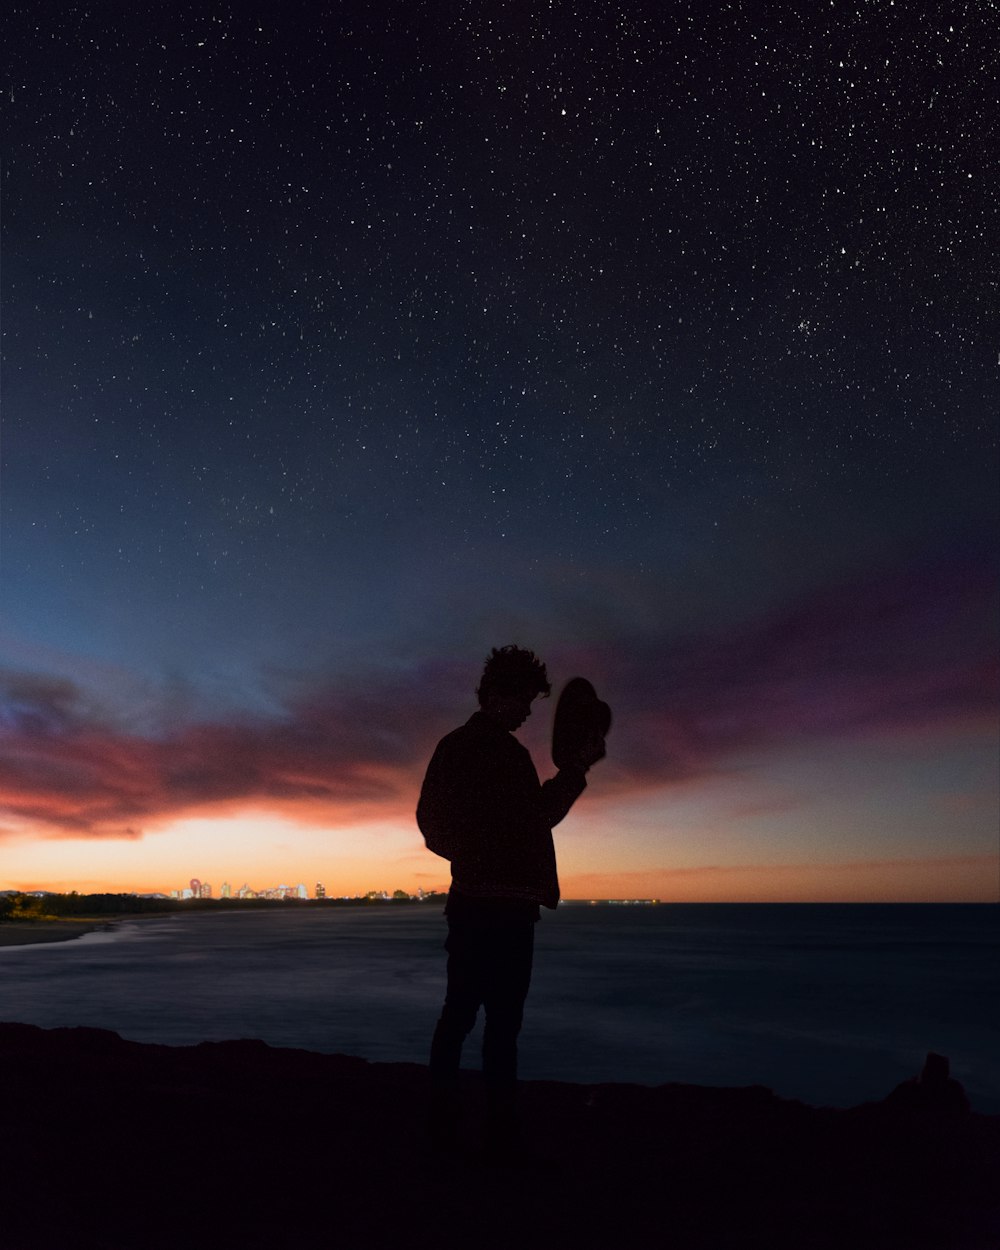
[417, 736, 473, 861]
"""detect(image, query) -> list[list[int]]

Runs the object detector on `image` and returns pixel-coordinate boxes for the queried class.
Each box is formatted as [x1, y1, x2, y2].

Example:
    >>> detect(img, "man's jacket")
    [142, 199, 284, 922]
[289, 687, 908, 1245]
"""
[417, 710, 586, 910]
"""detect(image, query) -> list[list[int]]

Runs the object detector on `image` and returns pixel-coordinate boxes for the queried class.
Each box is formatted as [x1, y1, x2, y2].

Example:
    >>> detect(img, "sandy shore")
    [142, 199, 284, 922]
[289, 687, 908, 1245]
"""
[0, 920, 117, 947]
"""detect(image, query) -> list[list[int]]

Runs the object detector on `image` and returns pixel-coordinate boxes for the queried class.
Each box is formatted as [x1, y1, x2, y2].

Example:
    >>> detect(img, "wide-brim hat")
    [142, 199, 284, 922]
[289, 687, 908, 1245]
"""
[552, 677, 612, 770]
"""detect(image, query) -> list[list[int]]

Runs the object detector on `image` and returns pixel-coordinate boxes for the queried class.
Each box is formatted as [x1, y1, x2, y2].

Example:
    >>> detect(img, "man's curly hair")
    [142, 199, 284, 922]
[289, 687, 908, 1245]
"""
[476, 645, 551, 706]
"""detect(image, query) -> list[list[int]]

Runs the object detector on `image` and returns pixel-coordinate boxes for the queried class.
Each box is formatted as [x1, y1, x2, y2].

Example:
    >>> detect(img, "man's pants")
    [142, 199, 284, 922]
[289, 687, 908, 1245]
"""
[429, 915, 535, 1093]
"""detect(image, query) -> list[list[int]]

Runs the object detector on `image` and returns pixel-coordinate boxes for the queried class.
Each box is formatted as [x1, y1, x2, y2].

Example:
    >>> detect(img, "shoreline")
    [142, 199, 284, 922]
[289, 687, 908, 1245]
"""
[0, 917, 145, 948]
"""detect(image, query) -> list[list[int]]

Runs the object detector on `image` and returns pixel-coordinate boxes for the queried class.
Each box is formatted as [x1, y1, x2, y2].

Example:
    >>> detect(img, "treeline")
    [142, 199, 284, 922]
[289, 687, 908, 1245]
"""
[0, 892, 448, 922]
[0, 893, 175, 921]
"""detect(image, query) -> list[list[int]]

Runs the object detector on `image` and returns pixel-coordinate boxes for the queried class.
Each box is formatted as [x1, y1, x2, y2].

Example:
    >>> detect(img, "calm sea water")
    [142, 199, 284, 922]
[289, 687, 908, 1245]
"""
[1, 903, 997, 1111]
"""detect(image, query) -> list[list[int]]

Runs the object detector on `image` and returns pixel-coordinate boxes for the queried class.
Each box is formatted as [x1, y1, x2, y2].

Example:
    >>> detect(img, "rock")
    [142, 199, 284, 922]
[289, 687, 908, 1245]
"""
[884, 1051, 972, 1117]
[0, 1023, 996, 1250]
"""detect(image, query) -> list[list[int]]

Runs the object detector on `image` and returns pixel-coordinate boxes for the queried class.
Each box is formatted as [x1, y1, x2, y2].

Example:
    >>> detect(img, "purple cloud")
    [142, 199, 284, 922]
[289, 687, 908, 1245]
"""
[0, 552, 995, 837]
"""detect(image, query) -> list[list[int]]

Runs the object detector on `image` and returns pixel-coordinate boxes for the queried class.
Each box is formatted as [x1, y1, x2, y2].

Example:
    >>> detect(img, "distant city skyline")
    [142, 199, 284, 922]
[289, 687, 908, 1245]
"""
[165, 876, 435, 902]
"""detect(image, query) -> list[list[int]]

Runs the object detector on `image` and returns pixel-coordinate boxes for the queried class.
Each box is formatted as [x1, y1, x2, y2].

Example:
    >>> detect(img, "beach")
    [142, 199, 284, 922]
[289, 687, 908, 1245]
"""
[0, 920, 115, 947]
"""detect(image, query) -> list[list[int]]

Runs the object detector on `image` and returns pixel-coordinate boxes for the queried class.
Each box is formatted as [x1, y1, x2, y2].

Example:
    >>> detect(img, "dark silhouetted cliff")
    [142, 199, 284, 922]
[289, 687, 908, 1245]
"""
[1, 1023, 996, 1249]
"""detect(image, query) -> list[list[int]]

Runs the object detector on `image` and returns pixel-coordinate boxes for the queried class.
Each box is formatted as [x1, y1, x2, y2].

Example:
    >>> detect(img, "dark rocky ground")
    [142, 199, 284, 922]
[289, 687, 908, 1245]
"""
[1, 1022, 996, 1250]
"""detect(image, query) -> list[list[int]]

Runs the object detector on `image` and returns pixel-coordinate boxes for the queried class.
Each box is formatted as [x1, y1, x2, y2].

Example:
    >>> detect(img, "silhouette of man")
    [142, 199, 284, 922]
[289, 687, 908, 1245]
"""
[417, 645, 604, 1157]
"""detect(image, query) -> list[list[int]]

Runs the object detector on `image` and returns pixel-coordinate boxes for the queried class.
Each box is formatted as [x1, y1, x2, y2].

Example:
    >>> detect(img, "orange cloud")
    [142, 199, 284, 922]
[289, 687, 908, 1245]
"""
[0, 667, 448, 839]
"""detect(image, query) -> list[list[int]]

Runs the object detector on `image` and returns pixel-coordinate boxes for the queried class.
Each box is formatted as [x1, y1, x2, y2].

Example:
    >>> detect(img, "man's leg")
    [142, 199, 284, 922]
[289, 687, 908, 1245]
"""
[428, 921, 482, 1149]
[481, 920, 535, 1154]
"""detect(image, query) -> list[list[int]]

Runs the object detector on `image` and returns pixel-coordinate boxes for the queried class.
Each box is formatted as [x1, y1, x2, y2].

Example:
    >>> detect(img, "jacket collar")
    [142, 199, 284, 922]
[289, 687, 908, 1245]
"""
[467, 709, 509, 735]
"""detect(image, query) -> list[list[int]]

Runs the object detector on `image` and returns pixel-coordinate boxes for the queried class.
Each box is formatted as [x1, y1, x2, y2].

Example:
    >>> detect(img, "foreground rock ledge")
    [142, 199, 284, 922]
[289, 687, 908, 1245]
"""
[1, 1023, 996, 1250]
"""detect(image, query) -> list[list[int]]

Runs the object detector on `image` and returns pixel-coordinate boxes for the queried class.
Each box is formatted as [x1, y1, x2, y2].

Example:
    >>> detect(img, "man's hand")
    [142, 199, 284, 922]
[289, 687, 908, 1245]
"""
[571, 732, 606, 771]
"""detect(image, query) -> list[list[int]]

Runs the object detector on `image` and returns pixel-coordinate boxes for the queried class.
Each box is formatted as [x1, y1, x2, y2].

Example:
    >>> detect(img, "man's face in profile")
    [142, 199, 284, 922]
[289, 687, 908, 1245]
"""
[484, 688, 536, 732]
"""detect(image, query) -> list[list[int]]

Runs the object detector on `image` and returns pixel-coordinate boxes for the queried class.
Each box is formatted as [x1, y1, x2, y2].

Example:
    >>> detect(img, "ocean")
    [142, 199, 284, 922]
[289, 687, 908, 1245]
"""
[2, 902, 997, 1112]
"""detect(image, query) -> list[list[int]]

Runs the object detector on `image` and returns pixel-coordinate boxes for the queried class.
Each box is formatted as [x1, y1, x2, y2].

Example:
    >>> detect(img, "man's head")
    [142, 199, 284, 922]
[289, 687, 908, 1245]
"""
[476, 645, 551, 731]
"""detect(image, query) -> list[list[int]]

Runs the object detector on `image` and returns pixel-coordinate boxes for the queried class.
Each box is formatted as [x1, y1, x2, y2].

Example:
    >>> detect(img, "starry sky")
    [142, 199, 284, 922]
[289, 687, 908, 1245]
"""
[1, 3, 997, 901]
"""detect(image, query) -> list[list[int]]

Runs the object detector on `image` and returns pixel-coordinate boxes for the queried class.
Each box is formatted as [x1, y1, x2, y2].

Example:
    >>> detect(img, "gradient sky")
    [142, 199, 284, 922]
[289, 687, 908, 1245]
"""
[1, 4, 997, 902]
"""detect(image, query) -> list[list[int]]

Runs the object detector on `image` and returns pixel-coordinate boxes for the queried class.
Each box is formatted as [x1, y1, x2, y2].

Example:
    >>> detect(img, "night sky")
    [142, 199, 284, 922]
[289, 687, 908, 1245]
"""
[2, 3, 997, 900]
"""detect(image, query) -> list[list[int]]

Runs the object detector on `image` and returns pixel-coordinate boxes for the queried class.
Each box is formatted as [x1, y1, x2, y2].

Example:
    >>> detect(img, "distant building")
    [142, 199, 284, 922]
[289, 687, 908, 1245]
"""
[315, 883, 326, 900]
[200, 883, 212, 899]
[190, 878, 201, 899]
[296, 884, 308, 900]
[220, 882, 232, 899]
[181, 888, 194, 899]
